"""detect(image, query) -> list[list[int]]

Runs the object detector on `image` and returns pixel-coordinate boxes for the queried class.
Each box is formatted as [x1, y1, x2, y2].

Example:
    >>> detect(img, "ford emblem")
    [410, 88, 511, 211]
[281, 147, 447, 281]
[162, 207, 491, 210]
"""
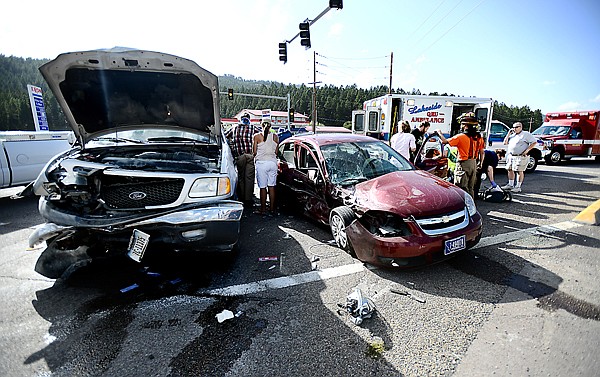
[129, 191, 147, 200]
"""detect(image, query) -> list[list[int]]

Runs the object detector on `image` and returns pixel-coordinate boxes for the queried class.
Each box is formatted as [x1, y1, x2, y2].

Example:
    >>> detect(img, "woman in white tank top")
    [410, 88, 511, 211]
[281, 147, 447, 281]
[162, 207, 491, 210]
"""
[253, 122, 279, 215]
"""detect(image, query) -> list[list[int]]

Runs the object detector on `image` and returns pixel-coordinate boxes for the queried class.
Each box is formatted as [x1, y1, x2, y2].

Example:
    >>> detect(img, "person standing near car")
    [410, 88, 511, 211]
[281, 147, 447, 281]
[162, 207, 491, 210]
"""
[390, 121, 416, 160]
[225, 113, 261, 208]
[411, 121, 431, 160]
[501, 122, 537, 193]
[475, 149, 500, 196]
[435, 113, 485, 199]
[253, 121, 279, 215]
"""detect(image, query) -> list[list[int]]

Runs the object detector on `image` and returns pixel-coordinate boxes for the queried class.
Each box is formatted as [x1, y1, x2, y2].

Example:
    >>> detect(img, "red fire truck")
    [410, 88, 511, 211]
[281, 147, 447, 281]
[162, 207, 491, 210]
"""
[533, 110, 600, 164]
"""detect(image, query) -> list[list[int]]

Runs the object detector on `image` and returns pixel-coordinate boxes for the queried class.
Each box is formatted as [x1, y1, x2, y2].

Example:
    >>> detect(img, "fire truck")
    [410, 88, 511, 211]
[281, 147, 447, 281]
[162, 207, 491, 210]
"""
[533, 110, 600, 164]
[351, 94, 494, 140]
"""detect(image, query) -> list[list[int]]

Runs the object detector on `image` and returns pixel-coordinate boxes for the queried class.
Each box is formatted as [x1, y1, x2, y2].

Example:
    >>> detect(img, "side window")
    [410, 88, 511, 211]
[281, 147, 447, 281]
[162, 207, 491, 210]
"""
[570, 127, 582, 139]
[367, 111, 379, 132]
[354, 113, 364, 132]
[298, 145, 320, 171]
[491, 123, 507, 138]
[278, 142, 296, 168]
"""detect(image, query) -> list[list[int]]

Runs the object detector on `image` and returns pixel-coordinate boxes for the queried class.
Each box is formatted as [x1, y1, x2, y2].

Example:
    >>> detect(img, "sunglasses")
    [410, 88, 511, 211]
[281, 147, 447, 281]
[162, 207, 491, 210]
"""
[512, 126, 522, 129]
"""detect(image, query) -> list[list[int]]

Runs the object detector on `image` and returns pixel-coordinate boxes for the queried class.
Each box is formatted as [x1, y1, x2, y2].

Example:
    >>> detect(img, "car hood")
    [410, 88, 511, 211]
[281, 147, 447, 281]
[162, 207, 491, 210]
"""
[353, 170, 466, 217]
[40, 48, 221, 145]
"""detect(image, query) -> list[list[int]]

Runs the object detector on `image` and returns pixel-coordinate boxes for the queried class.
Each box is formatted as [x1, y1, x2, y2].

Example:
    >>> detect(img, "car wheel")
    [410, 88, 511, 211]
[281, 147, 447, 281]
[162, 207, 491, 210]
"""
[525, 155, 538, 172]
[329, 206, 356, 257]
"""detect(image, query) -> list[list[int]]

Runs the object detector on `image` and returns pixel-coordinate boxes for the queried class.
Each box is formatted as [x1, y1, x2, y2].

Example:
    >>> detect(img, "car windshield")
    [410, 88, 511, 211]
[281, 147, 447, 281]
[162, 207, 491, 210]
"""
[532, 124, 570, 136]
[321, 141, 413, 184]
[87, 129, 211, 146]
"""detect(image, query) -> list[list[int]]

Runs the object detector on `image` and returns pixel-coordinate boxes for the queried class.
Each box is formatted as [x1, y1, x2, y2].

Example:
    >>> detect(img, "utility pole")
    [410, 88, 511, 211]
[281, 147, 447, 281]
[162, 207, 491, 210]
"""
[313, 50, 317, 133]
[389, 52, 393, 94]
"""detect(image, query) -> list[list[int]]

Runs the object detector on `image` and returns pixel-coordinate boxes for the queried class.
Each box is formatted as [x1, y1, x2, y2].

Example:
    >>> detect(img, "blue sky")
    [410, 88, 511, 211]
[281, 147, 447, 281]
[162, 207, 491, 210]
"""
[2, 0, 599, 114]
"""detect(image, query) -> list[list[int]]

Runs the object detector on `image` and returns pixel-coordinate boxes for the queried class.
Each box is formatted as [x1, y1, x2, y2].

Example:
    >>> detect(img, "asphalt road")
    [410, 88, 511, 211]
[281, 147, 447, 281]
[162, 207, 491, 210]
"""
[0, 158, 599, 377]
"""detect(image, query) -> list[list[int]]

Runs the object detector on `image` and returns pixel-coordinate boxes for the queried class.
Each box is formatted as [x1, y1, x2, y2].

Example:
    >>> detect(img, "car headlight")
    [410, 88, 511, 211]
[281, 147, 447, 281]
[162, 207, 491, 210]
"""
[189, 177, 231, 198]
[464, 193, 477, 217]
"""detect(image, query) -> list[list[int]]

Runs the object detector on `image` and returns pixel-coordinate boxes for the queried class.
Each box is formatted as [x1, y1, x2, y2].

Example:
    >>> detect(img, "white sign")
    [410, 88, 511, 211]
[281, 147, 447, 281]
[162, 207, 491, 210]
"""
[27, 85, 49, 131]
[261, 109, 272, 123]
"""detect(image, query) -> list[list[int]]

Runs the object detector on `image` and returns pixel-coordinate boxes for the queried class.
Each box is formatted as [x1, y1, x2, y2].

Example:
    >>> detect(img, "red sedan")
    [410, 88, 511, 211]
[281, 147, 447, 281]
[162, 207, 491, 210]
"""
[276, 133, 482, 268]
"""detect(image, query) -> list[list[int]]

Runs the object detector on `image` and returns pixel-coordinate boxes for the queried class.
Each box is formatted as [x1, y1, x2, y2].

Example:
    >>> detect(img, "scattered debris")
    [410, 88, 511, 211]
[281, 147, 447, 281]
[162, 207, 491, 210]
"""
[391, 288, 426, 303]
[279, 253, 286, 273]
[268, 265, 276, 270]
[120, 283, 140, 293]
[311, 256, 320, 271]
[340, 288, 375, 325]
[259, 256, 278, 262]
[216, 309, 235, 323]
[282, 233, 292, 239]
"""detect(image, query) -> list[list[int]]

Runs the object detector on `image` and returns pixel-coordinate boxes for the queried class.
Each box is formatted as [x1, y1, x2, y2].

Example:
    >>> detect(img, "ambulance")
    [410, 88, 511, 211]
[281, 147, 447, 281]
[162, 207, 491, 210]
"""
[534, 110, 600, 164]
[351, 94, 494, 140]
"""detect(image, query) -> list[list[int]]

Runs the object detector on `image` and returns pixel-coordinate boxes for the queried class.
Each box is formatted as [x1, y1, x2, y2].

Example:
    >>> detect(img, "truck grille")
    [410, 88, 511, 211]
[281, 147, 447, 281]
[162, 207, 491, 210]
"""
[101, 176, 185, 209]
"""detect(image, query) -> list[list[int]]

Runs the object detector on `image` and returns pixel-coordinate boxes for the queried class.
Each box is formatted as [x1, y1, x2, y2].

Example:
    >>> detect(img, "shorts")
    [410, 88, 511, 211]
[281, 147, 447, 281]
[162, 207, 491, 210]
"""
[506, 154, 528, 172]
[255, 160, 278, 188]
[481, 152, 498, 171]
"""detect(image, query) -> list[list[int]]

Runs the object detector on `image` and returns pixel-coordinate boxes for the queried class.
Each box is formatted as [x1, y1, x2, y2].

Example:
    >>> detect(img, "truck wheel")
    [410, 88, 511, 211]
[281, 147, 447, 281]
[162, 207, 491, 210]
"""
[329, 206, 356, 257]
[525, 155, 538, 172]
[545, 148, 563, 165]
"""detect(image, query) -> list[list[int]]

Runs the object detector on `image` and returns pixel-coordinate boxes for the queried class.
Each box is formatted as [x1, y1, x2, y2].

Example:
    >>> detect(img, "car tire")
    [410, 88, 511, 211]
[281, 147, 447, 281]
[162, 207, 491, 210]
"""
[329, 206, 356, 257]
[525, 155, 538, 172]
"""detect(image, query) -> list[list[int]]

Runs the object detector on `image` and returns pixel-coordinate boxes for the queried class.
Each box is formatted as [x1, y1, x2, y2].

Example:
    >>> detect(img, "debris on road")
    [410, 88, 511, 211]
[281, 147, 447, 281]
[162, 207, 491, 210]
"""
[120, 283, 140, 293]
[259, 256, 278, 262]
[391, 288, 426, 303]
[216, 309, 235, 323]
[340, 288, 375, 325]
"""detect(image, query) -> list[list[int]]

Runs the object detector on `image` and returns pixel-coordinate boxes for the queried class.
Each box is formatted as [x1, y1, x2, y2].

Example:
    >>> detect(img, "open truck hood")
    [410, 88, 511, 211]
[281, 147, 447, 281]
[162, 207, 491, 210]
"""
[40, 48, 221, 145]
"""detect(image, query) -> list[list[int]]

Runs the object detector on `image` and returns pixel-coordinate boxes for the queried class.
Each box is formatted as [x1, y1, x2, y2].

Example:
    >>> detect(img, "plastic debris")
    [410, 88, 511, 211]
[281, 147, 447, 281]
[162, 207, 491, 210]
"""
[259, 256, 278, 262]
[343, 288, 375, 325]
[268, 265, 276, 270]
[120, 283, 139, 293]
[216, 310, 235, 323]
[390, 288, 426, 303]
[311, 256, 320, 271]
[282, 233, 292, 239]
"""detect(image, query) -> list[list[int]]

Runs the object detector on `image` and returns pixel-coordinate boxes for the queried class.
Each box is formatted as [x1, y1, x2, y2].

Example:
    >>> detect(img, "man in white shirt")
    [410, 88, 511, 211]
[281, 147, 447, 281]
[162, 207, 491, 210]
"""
[501, 122, 538, 193]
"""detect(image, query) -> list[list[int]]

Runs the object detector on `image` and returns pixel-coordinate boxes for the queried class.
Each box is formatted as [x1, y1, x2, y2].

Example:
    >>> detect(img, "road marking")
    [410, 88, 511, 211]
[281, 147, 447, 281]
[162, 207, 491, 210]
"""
[541, 174, 598, 183]
[202, 221, 583, 297]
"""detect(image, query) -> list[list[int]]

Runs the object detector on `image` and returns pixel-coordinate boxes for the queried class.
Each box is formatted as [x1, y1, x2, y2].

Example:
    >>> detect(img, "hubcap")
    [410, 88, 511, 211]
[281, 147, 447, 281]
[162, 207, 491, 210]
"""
[331, 215, 347, 248]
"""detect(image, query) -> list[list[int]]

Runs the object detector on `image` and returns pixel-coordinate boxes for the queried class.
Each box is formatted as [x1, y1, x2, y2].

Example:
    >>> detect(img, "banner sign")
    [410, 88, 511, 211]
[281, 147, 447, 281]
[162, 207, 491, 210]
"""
[27, 85, 49, 131]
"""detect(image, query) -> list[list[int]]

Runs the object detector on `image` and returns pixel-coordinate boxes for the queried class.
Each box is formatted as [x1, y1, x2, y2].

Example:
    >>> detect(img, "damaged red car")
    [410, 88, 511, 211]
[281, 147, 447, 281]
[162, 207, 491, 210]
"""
[276, 133, 482, 268]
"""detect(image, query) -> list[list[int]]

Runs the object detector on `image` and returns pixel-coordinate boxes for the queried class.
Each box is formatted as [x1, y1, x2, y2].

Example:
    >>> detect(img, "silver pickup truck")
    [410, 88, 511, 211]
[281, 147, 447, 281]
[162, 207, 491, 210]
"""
[0, 131, 73, 189]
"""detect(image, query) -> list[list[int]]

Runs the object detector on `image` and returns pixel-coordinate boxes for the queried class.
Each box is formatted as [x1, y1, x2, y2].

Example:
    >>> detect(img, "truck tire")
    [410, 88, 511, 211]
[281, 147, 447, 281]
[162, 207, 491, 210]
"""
[545, 148, 563, 165]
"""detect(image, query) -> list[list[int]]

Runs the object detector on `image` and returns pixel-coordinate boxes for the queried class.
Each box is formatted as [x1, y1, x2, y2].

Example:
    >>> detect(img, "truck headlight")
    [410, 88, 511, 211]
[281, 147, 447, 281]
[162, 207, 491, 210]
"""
[189, 177, 231, 198]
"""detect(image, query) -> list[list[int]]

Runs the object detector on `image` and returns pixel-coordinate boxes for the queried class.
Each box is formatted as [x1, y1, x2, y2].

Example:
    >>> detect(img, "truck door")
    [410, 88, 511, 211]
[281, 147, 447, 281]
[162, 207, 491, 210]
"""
[566, 125, 586, 156]
[365, 107, 381, 139]
[352, 110, 366, 135]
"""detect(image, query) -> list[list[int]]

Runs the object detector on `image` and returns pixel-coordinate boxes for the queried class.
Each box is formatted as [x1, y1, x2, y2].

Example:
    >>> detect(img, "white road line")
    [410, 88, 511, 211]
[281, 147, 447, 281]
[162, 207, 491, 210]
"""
[541, 174, 598, 183]
[203, 221, 582, 297]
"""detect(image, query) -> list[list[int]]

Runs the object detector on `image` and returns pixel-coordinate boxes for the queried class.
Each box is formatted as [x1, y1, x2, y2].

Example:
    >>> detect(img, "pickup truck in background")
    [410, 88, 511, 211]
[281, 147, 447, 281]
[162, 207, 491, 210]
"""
[485, 120, 546, 172]
[0, 131, 74, 189]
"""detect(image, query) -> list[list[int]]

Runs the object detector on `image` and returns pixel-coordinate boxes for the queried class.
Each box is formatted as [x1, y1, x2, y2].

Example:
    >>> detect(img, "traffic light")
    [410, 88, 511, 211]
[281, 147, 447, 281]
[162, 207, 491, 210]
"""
[299, 22, 311, 49]
[289, 108, 295, 123]
[278, 42, 287, 63]
[227, 88, 233, 100]
[329, 0, 343, 9]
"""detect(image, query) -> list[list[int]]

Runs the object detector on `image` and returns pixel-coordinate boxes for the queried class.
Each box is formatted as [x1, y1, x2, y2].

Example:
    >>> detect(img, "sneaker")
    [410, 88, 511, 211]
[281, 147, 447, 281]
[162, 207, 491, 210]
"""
[501, 184, 514, 190]
[511, 187, 522, 193]
[491, 186, 503, 192]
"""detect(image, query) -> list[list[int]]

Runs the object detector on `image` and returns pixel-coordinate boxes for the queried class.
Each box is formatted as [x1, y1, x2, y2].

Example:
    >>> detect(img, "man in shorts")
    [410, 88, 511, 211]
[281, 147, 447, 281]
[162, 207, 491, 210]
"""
[501, 122, 538, 193]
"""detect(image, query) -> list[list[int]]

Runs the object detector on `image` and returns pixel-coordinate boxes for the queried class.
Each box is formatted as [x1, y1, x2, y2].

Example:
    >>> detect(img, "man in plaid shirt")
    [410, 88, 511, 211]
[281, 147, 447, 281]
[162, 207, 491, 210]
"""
[225, 113, 262, 207]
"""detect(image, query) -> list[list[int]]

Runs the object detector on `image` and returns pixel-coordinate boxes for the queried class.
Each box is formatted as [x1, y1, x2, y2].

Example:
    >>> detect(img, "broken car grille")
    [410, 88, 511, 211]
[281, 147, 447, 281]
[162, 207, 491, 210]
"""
[101, 176, 185, 209]
[414, 208, 469, 236]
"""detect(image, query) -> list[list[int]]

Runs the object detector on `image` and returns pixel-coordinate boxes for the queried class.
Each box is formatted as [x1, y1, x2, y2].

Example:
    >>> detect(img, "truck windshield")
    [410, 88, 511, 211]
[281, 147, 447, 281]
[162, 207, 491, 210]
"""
[532, 124, 570, 136]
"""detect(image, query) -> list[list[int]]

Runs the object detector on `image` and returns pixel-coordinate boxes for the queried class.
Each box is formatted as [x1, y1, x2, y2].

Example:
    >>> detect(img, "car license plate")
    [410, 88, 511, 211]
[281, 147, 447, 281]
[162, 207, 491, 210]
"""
[444, 235, 466, 255]
[127, 229, 150, 262]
